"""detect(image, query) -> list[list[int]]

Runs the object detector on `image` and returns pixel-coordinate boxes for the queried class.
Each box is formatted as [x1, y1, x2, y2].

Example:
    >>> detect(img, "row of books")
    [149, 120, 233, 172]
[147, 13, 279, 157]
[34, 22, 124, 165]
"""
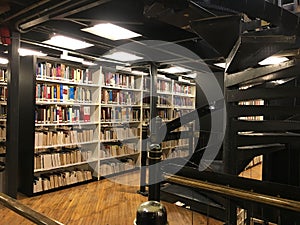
[173, 82, 193, 95]
[35, 129, 94, 147]
[162, 149, 189, 160]
[101, 107, 140, 122]
[161, 138, 189, 149]
[173, 96, 194, 107]
[157, 80, 172, 93]
[34, 148, 90, 170]
[100, 127, 140, 140]
[0, 86, 7, 101]
[37, 62, 93, 84]
[33, 169, 93, 193]
[36, 83, 93, 103]
[157, 109, 172, 120]
[35, 105, 91, 124]
[0, 126, 6, 140]
[100, 143, 137, 158]
[0, 69, 7, 82]
[100, 159, 135, 176]
[0, 146, 5, 154]
[103, 72, 137, 89]
[142, 109, 193, 122]
[101, 89, 140, 105]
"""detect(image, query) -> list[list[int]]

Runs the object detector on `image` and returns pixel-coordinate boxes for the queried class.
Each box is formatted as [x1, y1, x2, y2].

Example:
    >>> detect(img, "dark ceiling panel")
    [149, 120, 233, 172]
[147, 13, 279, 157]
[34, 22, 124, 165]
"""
[191, 15, 241, 58]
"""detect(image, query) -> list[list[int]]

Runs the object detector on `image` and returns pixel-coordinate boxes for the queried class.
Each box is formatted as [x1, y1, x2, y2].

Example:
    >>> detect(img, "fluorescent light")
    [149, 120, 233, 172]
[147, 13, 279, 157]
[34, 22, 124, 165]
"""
[258, 56, 289, 65]
[131, 70, 148, 76]
[103, 51, 143, 62]
[81, 23, 141, 41]
[159, 66, 191, 74]
[214, 62, 226, 68]
[60, 51, 84, 63]
[18, 48, 47, 56]
[43, 35, 93, 50]
[82, 60, 97, 66]
[0, 57, 8, 64]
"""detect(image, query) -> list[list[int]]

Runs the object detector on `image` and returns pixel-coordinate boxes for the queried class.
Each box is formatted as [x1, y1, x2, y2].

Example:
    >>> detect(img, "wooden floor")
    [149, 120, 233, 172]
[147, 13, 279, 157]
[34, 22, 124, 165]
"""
[0, 171, 223, 225]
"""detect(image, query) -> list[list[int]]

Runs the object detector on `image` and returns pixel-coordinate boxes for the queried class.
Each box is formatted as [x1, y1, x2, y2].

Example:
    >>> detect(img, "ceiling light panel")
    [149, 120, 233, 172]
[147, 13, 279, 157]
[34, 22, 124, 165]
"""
[43, 35, 94, 50]
[18, 48, 47, 56]
[103, 51, 143, 62]
[81, 23, 141, 41]
[258, 56, 289, 66]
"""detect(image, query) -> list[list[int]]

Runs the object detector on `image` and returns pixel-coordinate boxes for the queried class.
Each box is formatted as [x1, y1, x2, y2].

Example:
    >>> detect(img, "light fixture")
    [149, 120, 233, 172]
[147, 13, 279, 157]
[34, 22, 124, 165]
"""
[60, 51, 84, 63]
[81, 23, 141, 41]
[131, 70, 149, 76]
[159, 66, 191, 74]
[214, 62, 226, 69]
[43, 35, 94, 50]
[18, 48, 47, 56]
[0, 57, 8, 64]
[258, 56, 289, 65]
[103, 51, 143, 62]
[82, 60, 97, 66]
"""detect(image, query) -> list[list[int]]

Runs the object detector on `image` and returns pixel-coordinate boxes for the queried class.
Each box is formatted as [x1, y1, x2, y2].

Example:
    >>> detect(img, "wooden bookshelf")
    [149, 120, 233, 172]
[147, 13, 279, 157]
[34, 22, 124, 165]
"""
[142, 74, 196, 160]
[17, 59, 197, 195]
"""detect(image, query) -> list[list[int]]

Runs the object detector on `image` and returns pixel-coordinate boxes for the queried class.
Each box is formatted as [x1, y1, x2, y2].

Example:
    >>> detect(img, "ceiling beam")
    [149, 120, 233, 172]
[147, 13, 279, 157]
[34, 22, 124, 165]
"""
[225, 59, 296, 87]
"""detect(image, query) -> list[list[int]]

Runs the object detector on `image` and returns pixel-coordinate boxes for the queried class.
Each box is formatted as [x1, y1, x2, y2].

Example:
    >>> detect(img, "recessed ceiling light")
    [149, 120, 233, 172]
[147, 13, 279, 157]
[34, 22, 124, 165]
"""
[159, 66, 191, 74]
[103, 51, 143, 62]
[18, 48, 47, 56]
[258, 56, 289, 65]
[43, 35, 94, 50]
[81, 23, 141, 41]
[0, 57, 8, 64]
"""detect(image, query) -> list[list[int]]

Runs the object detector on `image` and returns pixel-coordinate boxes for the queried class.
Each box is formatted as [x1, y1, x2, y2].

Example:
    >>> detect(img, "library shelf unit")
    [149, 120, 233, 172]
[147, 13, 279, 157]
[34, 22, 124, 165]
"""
[0, 67, 7, 158]
[32, 58, 100, 194]
[143, 73, 196, 161]
[98, 67, 143, 177]
[17, 56, 197, 196]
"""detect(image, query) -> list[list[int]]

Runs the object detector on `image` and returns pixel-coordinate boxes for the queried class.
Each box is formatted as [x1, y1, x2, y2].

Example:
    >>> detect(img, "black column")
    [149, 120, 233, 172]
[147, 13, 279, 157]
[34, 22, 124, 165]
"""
[148, 63, 162, 201]
[18, 56, 36, 196]
[5, 32, 20, 198]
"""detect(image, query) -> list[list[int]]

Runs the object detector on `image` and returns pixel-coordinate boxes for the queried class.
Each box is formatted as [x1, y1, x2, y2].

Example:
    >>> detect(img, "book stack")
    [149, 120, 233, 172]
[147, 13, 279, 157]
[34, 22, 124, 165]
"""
[0, 86, 7, 101]
[100, 158, 135, 176]
[173, 82, 192, 95]
[103, 72, 136, 89]
[101, 107, 140, 122]
[35, 128, 94, 147]
[100, 127, 140, 141]
[99, 143, 137, 158]
[173, 96, 193, 107]
[157, 79, 171, 93]
[35, 105, 91, 124]
[37, 62, 92, 84]
[36, 84, 92, 103]
[34, 148, 84, 170]
[33, 169, 93, 193]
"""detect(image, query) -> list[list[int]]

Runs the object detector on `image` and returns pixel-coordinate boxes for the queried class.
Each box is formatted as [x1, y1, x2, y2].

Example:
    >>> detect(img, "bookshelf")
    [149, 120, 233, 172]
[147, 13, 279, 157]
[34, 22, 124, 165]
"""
[0, 67, 7, 157]
[142, 74, 196, 160]
[33, 59, 99, 194]
[98, 67, 143, 177]
[17, 58, 197, 195]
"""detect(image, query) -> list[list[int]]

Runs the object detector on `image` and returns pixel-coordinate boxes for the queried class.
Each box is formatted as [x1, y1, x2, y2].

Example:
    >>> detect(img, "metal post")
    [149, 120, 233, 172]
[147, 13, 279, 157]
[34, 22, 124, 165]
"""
[148, 63, 162, 201]
[6, 31, 20, 198]
[138, 125, 149, 196]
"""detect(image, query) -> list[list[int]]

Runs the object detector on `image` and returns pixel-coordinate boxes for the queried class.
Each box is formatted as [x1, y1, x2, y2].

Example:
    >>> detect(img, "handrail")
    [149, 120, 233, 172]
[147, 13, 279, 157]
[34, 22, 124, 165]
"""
[164, 174, 300, 213]
[0, 192, 64, 225]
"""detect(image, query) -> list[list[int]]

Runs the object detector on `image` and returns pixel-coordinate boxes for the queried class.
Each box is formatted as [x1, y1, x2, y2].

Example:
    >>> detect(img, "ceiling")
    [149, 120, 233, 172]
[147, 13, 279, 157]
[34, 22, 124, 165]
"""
[0, 0, 300, 73]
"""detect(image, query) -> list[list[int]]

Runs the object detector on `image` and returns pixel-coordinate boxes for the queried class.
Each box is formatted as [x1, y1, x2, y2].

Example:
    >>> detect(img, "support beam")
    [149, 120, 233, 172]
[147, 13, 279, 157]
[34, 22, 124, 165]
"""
[6, 32, 20, 198]
[225, 59, 296, 87]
